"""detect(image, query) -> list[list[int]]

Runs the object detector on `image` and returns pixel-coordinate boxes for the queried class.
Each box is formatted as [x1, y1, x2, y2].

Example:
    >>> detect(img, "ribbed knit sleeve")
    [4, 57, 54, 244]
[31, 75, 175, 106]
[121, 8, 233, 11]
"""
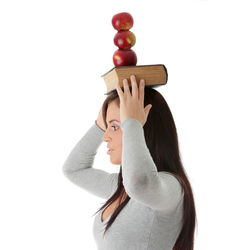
[62, 122, 118, 199]
[121, 118, 184, 213]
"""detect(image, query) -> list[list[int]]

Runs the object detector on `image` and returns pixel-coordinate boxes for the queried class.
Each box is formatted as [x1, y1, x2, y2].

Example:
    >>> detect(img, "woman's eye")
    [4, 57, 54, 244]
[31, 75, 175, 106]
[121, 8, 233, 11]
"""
[111, 125, 118, 131]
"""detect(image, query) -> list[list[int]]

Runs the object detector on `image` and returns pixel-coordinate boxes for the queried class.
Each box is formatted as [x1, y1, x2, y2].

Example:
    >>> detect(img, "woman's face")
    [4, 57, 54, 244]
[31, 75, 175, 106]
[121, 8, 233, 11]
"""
[102, 100, 122, 165]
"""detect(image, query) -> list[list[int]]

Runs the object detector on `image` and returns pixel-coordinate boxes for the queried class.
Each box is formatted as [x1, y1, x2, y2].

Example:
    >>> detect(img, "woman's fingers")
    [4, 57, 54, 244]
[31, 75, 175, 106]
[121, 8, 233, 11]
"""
[115, 82, 124, 101]
[123, 78, 130, 98]
[117, 75, 144, 101]
[139, 79, 145, 103]
[130, 75, 138, 98]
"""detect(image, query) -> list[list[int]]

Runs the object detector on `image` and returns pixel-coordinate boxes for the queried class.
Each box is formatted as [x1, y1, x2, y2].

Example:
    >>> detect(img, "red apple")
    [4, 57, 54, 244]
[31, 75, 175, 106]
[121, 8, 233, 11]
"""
[112, 12, 133, 31]
[114, 30, 136, 49]
[113, 49, 137, 66]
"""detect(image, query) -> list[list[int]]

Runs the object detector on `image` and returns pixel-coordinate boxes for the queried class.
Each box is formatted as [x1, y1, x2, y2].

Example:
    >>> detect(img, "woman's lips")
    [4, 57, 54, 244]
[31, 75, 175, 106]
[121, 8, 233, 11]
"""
[107, 149, 113, 154]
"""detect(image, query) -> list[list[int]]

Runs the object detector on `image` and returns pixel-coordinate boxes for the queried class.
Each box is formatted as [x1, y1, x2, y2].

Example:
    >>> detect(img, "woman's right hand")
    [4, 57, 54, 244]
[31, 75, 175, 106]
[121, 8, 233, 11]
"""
[95, 107, 106, 132]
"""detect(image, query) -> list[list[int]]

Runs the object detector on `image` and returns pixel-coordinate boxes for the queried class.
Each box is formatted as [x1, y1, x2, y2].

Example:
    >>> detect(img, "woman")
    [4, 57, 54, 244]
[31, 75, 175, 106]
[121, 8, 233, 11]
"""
[62, 75, 197, 250]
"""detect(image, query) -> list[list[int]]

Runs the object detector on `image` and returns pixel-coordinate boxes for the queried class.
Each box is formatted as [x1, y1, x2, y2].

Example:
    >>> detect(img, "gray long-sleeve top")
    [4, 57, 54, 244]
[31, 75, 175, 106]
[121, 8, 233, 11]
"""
[62, 118, 184, 250]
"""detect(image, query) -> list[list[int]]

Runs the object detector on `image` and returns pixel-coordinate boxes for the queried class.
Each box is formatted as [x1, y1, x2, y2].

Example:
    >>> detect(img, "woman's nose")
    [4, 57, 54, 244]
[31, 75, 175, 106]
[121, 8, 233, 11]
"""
[102, 132, 111, 142]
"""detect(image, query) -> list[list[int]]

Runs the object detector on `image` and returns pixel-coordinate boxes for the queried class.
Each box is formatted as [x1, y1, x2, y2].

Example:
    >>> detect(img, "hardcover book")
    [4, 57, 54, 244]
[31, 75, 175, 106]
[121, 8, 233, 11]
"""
[101, 64, 168, 95]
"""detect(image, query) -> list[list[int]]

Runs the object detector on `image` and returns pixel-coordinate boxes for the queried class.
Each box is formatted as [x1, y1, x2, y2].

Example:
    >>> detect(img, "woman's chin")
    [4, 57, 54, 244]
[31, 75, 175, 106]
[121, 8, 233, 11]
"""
[110, 157, 121, 165]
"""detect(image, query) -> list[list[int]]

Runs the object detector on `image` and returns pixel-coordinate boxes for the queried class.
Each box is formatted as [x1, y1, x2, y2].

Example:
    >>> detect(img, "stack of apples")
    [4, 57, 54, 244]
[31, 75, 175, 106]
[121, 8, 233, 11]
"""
[112, 12, 137, 67]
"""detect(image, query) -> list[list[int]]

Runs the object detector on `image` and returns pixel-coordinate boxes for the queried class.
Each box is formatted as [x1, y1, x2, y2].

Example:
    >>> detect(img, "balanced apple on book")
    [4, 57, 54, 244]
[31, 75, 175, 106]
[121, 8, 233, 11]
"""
[112, 12, 137, 66]
[102, 12, 168, 95]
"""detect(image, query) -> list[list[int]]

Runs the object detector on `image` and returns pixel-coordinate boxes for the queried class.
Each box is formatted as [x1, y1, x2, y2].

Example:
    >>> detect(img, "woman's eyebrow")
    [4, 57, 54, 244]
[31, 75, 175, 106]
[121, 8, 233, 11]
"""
[108, 119, 120, 123]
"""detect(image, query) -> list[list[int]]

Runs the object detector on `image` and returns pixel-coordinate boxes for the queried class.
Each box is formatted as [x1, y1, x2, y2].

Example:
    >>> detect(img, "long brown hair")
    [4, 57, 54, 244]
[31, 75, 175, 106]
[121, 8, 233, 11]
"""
[92, 86, 197, 249]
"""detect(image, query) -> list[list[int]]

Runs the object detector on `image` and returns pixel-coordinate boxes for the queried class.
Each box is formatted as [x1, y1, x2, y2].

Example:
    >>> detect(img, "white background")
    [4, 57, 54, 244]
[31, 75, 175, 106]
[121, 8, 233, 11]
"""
[1, 0, 249, 249]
